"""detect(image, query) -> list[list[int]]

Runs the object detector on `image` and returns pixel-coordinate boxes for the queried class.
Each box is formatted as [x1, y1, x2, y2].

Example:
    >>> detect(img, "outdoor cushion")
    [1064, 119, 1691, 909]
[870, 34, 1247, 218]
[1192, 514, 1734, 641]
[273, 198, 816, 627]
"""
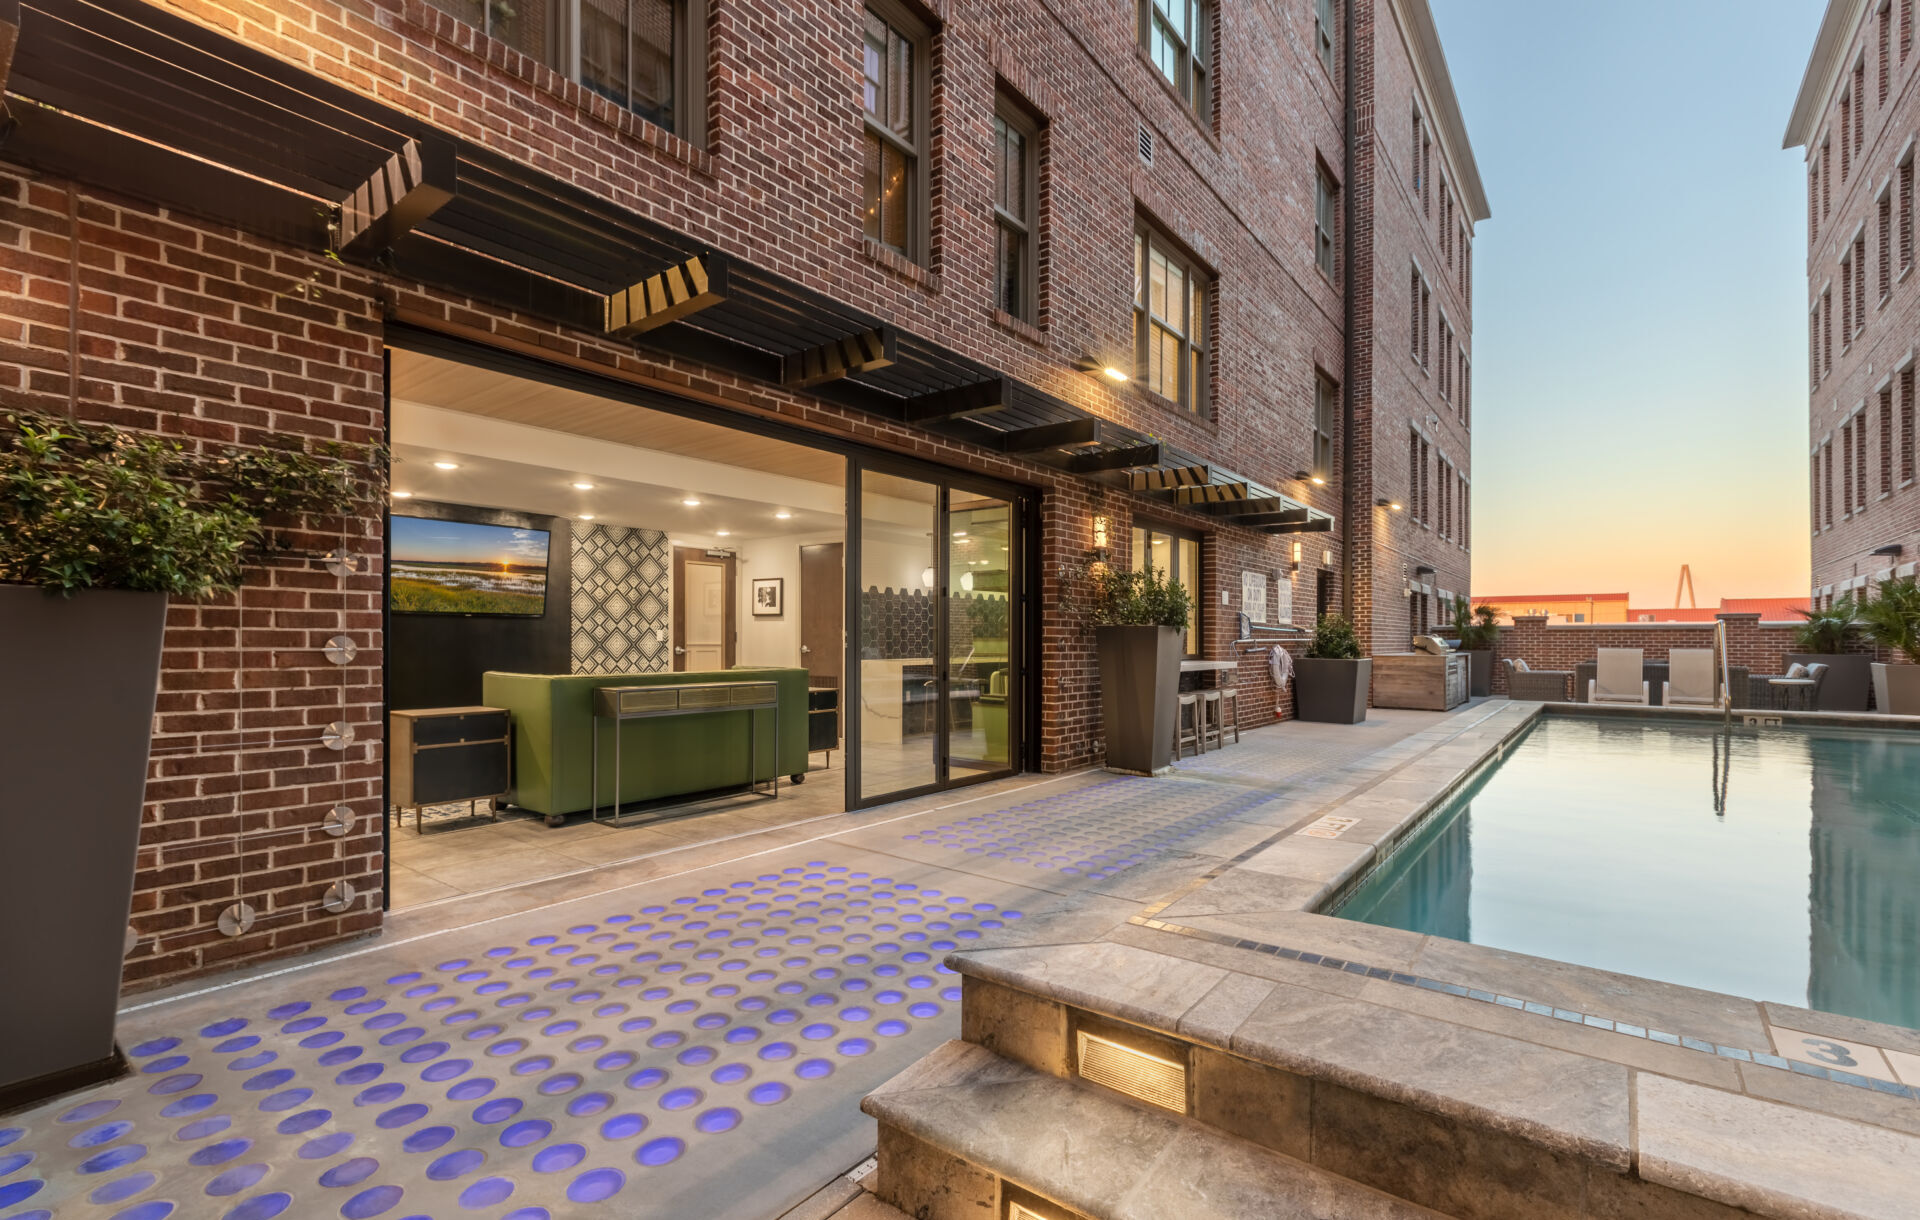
[1786, 662, 1809, 678]
[1512, 658, 1531, 672]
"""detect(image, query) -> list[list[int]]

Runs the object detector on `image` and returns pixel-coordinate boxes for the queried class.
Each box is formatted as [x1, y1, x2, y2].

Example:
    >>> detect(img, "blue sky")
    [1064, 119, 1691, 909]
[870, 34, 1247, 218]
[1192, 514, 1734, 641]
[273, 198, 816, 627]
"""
[392, 516, 551, 565]
[1430, 0, 1825, 607]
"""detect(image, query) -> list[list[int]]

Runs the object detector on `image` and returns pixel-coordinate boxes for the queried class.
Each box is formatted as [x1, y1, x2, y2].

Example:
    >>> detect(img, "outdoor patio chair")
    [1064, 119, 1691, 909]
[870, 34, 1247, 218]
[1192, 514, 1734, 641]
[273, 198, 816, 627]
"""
[1588, 648, 1651, 705]
[1663, 648, 1720, 708]
[1502, 657, 1572, 701]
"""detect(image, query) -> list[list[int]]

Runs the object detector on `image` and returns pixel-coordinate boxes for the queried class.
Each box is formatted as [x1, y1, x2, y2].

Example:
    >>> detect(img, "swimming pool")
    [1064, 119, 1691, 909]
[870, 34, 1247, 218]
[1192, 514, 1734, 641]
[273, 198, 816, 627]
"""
[1332, 714, 1920, 1029]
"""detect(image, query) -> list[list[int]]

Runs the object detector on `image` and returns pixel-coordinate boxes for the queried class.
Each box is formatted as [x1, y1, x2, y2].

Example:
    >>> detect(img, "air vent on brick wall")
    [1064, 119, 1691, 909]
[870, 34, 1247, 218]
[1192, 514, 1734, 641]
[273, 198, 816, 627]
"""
[1137, 122, 1155, 167]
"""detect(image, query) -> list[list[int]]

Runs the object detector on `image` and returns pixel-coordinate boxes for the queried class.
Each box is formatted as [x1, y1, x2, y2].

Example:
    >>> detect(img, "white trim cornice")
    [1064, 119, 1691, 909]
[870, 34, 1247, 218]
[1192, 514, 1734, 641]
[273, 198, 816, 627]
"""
[1391, 0, 1491, 221]
[1785, 0, 1870, 150]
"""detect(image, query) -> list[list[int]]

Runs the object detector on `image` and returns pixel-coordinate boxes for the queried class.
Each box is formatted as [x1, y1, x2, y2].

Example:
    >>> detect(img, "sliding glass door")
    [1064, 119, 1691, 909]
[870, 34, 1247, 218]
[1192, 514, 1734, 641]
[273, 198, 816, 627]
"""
[850, 465, 1026, 807]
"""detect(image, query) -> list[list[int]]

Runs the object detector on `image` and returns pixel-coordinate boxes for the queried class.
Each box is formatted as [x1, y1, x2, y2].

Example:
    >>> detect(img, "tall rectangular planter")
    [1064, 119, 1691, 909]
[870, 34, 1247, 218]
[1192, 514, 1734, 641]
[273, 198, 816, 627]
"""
[1786, 653, 1872, 712]
[1097, 624, 1182, 775]
[0, 585, 168, 1106]
[1295, 657, 1372, 724]
[1466, 649, 1493, 698]
[1871, 662, 1920, 715]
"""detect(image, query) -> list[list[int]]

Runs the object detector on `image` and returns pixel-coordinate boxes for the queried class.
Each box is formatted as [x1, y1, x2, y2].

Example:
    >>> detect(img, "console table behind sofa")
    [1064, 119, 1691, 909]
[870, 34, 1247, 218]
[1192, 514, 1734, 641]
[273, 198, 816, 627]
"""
[483, 668, 811, 822]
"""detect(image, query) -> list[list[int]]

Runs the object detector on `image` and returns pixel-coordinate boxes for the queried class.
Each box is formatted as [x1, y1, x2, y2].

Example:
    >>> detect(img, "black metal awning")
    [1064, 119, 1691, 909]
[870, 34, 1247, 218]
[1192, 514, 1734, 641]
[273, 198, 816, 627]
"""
[0, 0, 1333, 533]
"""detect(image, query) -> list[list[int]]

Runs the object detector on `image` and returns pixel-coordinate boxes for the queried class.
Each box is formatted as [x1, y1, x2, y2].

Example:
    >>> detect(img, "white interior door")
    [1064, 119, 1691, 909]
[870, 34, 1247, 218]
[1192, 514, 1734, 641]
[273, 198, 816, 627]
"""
[683, 560, 726, 671]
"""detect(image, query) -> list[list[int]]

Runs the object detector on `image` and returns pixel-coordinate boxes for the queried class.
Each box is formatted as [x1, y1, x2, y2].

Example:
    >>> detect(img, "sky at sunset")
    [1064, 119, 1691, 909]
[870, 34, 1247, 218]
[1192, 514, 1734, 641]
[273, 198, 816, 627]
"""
[1430, 0, 1824, 608]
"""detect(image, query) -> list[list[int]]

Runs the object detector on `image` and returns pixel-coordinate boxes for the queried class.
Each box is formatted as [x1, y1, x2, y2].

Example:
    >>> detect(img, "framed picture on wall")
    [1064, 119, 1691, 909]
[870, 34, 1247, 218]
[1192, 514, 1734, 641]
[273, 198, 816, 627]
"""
[751, 577, 785, 617]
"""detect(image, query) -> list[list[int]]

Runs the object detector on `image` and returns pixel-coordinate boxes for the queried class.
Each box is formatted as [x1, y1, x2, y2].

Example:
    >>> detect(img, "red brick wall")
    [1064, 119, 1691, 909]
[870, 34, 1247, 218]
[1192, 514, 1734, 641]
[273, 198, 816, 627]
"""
[1355, 0, 1475, 654]
[1485, 613, 1875, 696]
[1801, 3, 1920, 599]
[0, 175, 389, 988]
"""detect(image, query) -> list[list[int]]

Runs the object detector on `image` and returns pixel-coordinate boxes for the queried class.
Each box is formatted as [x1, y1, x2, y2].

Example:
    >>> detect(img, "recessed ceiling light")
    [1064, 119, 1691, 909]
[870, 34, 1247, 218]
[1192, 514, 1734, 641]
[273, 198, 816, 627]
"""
[579, 514, 595, 521]
[682, 498, 701, 507]
[391, 490, 413, 499]
[774, 510, 792, 519]
[572, 481, 594, 491]
[953, 531, 968, 538]
[433, 460, 459, 470]
[716, 530, 731, 537]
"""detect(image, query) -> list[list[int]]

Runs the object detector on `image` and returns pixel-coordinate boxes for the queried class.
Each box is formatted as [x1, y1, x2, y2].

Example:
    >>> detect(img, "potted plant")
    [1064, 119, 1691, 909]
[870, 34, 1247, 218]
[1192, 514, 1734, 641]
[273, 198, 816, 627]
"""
[1090, 565, 1191, 775]
[1295, 613, 1371, 723]
[1448, 600, 1499, 698]
[1860, 578, 1920, 715]
[1788, 594, 1872, 712]
[0, 410, 373, 1106]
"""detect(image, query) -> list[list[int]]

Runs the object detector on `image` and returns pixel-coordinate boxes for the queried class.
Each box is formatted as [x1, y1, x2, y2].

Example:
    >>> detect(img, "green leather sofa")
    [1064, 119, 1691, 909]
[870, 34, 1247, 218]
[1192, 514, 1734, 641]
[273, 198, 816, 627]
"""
[482, 667, 811, 821]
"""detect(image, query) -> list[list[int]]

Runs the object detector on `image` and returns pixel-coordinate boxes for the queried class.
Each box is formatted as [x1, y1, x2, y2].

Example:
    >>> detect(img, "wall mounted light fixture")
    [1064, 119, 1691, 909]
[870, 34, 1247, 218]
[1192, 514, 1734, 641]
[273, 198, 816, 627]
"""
[1375, 497, 1403, 511]
[1073, 356, 1130, 382]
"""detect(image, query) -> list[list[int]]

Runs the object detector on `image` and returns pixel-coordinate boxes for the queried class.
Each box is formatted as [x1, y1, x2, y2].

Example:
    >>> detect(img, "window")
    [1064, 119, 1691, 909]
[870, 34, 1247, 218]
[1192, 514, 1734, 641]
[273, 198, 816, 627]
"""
[1882, 1, 1893, 105]
[1312, 372, 1337, 479]
[1880, 188, 1894, 300]
[1858, 410, 1870, 509]
[1844, 423, 1855, 513]
[1855, 232, 1868, 332]
[1420, 280, 1431, 367]
[1422, 132, 1432, 216]
[1409, 266, 1421, 357]
[1461, 356, 1471, 426]
[1855, 58, 1866, 153]
[1842, 96, 1853, 179]
[1882, 383, 1895, 493]
[1131, 525, 1201, 655]
[1823, 287, 1833, 372]
[1140, 0, 1212, 122]
[1458, 224, 1469, 293]
[1134, 223, 1211, 413]
[1314, 164, 1338, 279]
[1316, 569, 1334, 621]
[1437, 458, 1451, 540]
[993, 99, 1039, 323]
[1902, 153, 1914, 272]
[1824, 440, 1834, 526]
[1905, 0, 1913, 59]
[1408, 429, 1420, 518]
[1463, 237, 1472, 307]
[1842, 252, 1854, 341]
[1411, 108, 1424, 196]
[1812, 452, 1822, 532]
[1459, 473, 1469, 547]
[1314, 0, 1336, 76]
[1438, 317, 1451, 399]
[1811, 307, 1821, 390]
[1810, 157, 1821, 241]
[863, 5, 928, 260]
[1822, 137, 1832, 217]
[422, 0, 706, 137]
[1904, 365, 1917, 484]
[1442, 183, 1453, 264]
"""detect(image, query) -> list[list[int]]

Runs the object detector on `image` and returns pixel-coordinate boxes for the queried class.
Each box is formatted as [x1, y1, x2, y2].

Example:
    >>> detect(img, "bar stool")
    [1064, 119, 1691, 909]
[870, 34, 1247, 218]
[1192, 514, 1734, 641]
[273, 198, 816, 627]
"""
[1173, 692, 1204, 759]
[1213, 687, 1240, 746]
[1199, 690, 1224, 750]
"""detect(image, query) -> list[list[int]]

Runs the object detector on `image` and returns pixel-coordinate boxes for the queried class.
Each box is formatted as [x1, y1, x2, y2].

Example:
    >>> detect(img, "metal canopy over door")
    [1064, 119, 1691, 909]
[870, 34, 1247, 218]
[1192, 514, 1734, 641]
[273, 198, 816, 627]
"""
[849, 463, 1028, 809]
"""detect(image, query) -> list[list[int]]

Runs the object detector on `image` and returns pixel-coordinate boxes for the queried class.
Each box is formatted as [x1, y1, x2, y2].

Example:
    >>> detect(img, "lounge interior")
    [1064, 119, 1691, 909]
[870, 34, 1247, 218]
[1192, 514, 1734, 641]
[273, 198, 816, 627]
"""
[382, 348, 1019, 908]
[384, 349, 852, 906]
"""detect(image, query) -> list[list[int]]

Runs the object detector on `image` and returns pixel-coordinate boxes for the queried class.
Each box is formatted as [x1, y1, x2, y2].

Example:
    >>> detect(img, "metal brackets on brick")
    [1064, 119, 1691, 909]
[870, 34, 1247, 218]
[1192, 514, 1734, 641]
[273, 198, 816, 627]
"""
[334, 139, 456, 255]
[781, 326, 896, 388]
[605, 251, 730, 335]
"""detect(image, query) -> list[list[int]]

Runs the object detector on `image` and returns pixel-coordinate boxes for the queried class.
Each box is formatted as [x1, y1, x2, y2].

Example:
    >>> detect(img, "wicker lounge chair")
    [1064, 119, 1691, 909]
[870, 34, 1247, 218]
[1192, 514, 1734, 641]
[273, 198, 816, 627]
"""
[1503, 657, 1572, 701]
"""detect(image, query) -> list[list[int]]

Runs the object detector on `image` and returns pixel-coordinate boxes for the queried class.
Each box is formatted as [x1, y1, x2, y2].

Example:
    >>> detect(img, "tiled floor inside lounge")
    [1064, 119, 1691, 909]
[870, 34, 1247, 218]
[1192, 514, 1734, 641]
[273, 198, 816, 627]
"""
[0, 709, 1460, 1220]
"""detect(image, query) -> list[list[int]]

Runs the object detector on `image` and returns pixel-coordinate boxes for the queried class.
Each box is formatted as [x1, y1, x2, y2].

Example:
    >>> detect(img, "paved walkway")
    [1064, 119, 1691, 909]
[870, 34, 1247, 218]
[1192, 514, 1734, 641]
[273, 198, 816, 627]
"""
[0, 710, 1461, 1220]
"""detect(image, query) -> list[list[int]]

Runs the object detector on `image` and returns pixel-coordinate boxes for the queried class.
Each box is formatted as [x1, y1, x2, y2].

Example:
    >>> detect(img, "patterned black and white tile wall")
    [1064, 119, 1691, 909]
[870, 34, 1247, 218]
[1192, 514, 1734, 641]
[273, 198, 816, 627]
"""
[571, 524, 671, 673]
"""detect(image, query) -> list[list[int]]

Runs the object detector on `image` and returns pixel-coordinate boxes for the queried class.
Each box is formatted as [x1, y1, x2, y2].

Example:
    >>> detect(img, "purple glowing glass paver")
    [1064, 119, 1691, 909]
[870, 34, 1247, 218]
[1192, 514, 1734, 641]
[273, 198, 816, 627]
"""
[90, 1170, 157, 1203]
[599, 1113, 647, 1140]
[297, 1132, 354, 1160]
[471, 1097, 521, 1124]
[402, 1126, 455, 1154]
[567, 1167, 626, 1203]
[530, 1143, 586, 1174]
[624, 1067, 667, 1090]
[498, 1119, 552, 1148]
[447, 1078, 495, 1102]
[340, 1184, 405, 1218]
[318, 1158, 380, 1188]
[108, 1200, 174, 1220]
[190, 1139, 251, 1167]
[634, 1137, 684, 1167]
[222, 1191, 293, 1220]
[426, 1149, 486, 1181]
[837, 1038, 873, 1056]
[694, 1108, 741, 1134]
[275, 1110, 330, 1136]
[658, 1087, 701, 1111]
[457, 1175, 515, 1208]
[160, 1094, 217, 1118]
[747, 1082, 790, 1105]
[796, 1059, 834, 1080]
[204, 1164, 269, 1196]
[567, 1091, 614, 1117]
[78, 1144, 146, 1173]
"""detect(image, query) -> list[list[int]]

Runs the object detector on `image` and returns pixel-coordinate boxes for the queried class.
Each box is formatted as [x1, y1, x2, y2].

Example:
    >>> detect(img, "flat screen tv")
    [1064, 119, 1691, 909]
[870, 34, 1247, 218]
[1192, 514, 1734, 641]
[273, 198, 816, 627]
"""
[389, 515, 551, 617]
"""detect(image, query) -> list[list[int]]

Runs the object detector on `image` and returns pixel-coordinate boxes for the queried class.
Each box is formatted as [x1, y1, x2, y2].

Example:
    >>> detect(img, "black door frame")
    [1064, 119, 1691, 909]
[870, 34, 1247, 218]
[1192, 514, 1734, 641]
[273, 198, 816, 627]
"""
[844, 457, 1036, 812]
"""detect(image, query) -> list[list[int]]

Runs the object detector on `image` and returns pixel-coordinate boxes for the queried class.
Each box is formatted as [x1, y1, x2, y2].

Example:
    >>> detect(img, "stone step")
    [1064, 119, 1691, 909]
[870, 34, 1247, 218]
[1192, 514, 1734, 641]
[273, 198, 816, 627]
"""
[862, 1038, 1454, 1220]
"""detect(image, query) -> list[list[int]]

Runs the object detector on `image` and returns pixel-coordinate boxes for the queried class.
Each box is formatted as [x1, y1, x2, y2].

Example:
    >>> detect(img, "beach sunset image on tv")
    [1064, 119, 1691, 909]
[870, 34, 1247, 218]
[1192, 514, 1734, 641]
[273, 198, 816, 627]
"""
[390, 516, 551, 616]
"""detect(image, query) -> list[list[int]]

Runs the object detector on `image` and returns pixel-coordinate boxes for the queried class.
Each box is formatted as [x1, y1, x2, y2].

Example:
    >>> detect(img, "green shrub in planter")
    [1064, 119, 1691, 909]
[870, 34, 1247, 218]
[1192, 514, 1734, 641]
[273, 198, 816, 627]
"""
[1087, 564, 1191, 775]
[1862, 578, 1920, 715]
[1305, 612, 1363, 659]
[1297, 613, 1370, 723]
[0, 410, 378, 1105]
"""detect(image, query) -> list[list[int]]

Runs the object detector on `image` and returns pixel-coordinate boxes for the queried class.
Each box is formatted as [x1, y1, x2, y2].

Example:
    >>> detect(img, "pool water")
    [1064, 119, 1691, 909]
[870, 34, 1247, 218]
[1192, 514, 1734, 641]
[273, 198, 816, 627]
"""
[1333, 715, 1920, 1029]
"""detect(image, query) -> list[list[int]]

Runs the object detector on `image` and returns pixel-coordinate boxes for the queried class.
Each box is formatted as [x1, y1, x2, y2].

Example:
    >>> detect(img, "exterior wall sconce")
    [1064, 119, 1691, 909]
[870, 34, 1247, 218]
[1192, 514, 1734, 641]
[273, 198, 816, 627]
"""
[1290, 540, 1303, 572]
[1089, 514, 1112, 566]
[1375, 497, 1403, 511]
[1293, 469, 1326, 486]
[1073, 357, 1130, 382]
[1872, 543, 1904, 557]
[1414, 565, 1435, 579]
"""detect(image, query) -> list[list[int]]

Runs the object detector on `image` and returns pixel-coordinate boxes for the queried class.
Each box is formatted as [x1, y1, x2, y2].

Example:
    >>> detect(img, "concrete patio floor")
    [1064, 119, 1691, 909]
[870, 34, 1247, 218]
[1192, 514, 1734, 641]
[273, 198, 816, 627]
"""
[0, 708, 1464, 1220]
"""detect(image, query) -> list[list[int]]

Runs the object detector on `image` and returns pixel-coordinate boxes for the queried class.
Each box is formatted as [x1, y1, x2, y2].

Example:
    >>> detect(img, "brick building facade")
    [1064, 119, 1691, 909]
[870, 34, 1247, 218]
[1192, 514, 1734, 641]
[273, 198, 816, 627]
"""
[1789, 0, 1920, 605]
[2, 0, 1484, 989]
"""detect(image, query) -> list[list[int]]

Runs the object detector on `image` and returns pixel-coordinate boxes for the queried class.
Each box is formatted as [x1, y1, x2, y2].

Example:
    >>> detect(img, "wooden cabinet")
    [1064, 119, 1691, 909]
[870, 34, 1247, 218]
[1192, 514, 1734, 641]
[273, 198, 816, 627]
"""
[1371, 653, 1470, 711]
[391, 706, 511, 811]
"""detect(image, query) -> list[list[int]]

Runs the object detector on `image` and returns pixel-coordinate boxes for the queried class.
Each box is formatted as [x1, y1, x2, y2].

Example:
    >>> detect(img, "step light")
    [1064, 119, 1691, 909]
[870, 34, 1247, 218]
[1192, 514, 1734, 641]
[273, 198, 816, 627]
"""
[1074, 1023, 1189, 1114]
